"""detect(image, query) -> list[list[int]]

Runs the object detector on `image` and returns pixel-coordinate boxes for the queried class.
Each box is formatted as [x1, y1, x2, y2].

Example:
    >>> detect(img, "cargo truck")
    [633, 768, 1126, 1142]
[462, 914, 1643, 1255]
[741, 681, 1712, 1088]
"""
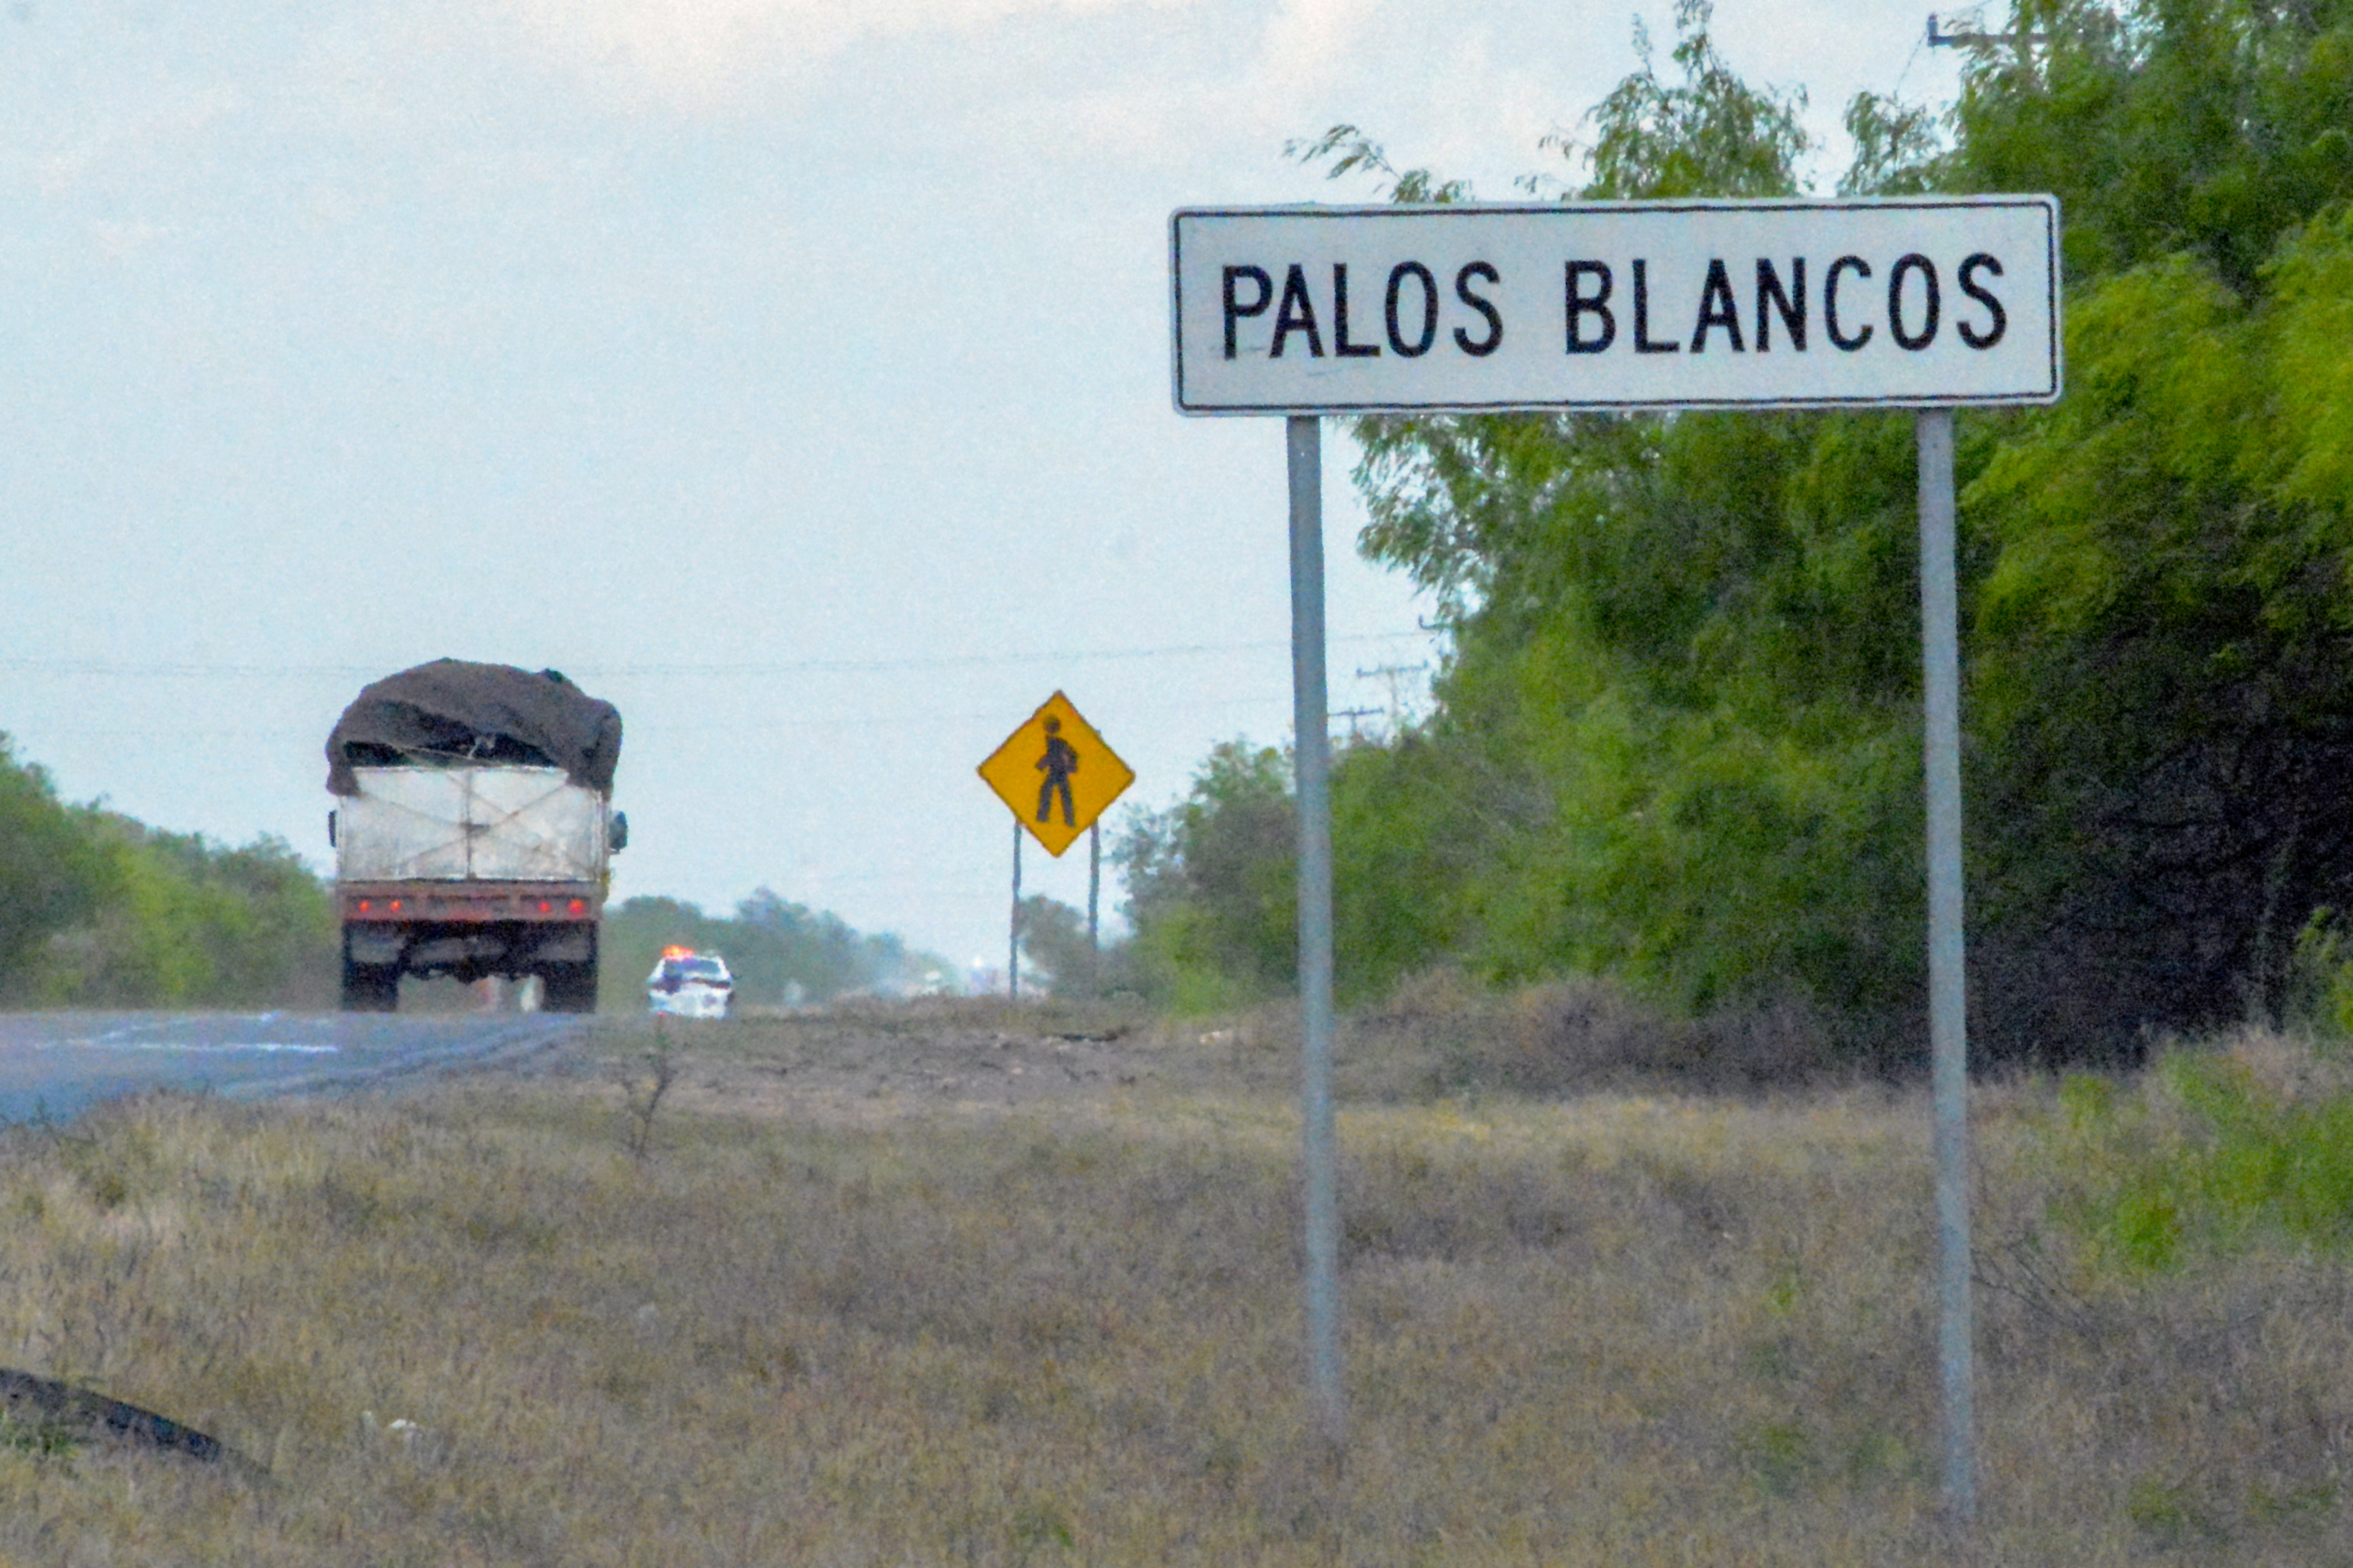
[326, 661, 626, 1013]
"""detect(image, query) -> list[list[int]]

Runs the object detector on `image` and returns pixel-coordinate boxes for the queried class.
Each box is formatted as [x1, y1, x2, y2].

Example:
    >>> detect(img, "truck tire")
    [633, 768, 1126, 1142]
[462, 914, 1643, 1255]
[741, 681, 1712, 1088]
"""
[541, 960, 598, 1014]
[339, 959, 399, 1013]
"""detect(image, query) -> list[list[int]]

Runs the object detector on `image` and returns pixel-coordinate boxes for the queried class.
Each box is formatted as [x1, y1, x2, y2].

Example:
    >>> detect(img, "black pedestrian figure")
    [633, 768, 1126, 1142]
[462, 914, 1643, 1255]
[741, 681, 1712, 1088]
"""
[1036, 717, 1079, 827]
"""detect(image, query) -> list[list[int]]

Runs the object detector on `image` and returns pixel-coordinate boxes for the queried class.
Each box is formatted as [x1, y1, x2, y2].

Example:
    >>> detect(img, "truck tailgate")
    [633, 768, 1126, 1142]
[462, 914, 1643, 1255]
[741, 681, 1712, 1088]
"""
[337, 766, 607, 882]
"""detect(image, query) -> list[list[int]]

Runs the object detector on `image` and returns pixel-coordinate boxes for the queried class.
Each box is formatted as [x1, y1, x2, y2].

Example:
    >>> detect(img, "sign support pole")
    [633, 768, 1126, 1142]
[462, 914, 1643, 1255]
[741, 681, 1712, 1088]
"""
[1088, 823, 1101, 980]
[1009, 820, 1023, 1001]
[1179, 198, 2054, 1513]
[1288, 414, 1344, 1451]
[1918, 407, 1977, 1527]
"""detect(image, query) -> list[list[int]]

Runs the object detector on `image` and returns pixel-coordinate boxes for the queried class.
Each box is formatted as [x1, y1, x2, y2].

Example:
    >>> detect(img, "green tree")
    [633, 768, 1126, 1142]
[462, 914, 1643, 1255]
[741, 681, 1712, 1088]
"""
[1016, 895, 1101, 997]
[1962, 207, 2353, 1043]
[1113, 741, 1297, 1009]
[1574, 0, 1812, 200]
[1329, 732, 1482, 998]
[0, 736, 106, 995]
[1954, 0, 2353, 292]
[35, 818, 336, 1008]
[1267, 0, 2353, 1062]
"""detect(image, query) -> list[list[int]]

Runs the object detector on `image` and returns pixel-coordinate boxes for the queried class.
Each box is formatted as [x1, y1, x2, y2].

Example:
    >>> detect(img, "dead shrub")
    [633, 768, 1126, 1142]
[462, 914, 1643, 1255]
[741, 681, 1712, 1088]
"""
[1290, 971, 1866, 1103]
[1498, 978, 1847, 1096]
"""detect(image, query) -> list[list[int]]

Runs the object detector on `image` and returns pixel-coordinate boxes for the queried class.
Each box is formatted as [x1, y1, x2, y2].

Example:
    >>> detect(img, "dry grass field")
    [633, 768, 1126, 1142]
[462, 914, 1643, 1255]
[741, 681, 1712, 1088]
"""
[0, 996, 2347, 1564]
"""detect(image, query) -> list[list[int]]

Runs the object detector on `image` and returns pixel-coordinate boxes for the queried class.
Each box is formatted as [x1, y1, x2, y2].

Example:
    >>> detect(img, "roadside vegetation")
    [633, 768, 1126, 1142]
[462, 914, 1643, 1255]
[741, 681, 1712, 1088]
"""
[1112, 0, 2353, 1069]
[0, 736, 336, 1010]
[3, 1000, 2352, 1563]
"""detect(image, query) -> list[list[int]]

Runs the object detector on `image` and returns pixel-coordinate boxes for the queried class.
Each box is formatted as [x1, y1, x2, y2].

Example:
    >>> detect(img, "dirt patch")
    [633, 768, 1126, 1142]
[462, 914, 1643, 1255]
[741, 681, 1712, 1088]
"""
[536, 1001, 1287, 1126]
[465, 986, 1857, 1125]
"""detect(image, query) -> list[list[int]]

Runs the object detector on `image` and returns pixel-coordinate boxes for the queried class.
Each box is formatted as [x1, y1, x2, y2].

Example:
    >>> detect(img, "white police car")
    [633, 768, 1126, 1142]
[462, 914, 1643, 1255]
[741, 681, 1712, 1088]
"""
[646, 947, 734, 1019]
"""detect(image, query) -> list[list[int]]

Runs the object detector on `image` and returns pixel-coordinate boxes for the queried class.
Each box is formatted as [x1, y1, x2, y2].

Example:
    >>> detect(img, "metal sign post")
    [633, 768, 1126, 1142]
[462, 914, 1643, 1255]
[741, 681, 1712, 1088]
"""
[1918, 407, 1976, 1522]
[1088, 823, 1102, 980]
[1172, 196, 2057, 1515]
[1289, 414, 1344, 1449]
[1009, 820, 1022, 1001]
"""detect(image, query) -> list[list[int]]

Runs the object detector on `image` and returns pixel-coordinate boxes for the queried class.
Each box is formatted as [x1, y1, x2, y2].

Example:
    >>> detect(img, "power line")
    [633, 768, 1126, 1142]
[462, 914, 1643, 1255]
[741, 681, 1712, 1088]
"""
[26, 687, 1348, 745]
[0, 630, 1436, 683]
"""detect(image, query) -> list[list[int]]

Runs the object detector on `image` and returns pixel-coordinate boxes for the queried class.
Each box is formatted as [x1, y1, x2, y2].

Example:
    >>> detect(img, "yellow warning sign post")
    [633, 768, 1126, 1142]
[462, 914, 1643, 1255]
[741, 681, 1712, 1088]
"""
[977, 691, 1134, 857]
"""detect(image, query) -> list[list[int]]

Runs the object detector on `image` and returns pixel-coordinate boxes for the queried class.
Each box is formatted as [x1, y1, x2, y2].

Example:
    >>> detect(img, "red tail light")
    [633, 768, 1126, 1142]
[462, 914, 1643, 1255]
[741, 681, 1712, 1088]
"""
[538, 900, 552, 913]
[389, 900, 403, 913]
[568, 899, 586, 915]
[358, 899, 372, 912]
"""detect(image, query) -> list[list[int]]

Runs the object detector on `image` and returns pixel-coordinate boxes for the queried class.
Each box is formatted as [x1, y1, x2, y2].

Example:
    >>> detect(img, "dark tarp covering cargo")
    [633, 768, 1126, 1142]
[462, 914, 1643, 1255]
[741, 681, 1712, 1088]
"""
[326, 660, 622, 797]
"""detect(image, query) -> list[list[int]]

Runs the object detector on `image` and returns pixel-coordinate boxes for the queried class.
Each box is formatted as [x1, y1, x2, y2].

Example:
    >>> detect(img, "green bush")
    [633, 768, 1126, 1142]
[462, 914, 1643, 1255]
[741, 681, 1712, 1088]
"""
[0, 735, 107, 991]
[2286, 909, 2353, 1039]
[2049, 1038, 2353, 1271]
[1111, 742, 1297, 1008]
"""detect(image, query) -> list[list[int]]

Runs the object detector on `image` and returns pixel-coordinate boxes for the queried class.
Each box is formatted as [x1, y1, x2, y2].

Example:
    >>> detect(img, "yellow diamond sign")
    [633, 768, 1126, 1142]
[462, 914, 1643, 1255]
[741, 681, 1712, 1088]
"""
[977, 691, 1136, 857]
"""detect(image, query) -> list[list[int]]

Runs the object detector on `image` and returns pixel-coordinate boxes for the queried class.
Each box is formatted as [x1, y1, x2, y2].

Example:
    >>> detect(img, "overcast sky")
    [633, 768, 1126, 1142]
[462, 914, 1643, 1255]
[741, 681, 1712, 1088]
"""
[0, 0, 1969, 978]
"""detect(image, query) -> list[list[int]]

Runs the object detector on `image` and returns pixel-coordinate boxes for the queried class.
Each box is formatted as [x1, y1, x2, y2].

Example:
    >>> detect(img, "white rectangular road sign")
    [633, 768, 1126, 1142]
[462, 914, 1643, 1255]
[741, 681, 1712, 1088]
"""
[1171, 197, 2060, 414]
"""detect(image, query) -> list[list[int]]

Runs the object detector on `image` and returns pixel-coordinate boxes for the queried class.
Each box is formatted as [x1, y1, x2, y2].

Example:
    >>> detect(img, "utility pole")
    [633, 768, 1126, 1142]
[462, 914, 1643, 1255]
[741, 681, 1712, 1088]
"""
[1354, 662, 1428, 732]
[1926, 11, 2050, 48]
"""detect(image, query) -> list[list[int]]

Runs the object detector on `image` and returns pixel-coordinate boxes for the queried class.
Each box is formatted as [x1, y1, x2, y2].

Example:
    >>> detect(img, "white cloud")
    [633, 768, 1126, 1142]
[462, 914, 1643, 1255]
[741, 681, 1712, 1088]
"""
[22, 81, 244, 197]
[1248, 0, 1381, 97]
[499, 0, 1175, 104]
[89, 218, 179, 261]
[891, 0, 1603, 199]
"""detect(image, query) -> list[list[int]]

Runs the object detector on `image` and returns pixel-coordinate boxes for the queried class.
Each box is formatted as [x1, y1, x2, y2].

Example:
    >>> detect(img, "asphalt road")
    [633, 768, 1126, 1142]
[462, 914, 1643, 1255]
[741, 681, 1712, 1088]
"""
[0, 1012, 588, 1126]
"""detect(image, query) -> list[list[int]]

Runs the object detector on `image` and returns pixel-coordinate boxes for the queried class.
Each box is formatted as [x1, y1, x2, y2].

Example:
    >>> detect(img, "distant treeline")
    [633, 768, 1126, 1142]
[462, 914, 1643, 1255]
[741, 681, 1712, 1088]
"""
[1109, 0, 2353, 1065]
[0, 735, 336, 1008]
[0, 734, 941, 1012]
[599, 892, 953, 1012]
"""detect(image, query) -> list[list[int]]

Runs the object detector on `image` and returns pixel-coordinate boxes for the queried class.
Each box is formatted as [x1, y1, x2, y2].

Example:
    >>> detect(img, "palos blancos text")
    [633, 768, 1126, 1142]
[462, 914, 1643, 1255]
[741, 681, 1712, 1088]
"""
[1170, 200, 2060, 413]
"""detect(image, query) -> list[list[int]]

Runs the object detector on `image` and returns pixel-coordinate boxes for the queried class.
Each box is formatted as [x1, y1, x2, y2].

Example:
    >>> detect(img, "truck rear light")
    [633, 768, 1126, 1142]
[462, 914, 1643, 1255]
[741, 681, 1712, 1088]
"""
[358, 899, 372, 912]
[390, 900, 403, 913]
[568, 898, 586, 915]
[538, 900, 553, 913]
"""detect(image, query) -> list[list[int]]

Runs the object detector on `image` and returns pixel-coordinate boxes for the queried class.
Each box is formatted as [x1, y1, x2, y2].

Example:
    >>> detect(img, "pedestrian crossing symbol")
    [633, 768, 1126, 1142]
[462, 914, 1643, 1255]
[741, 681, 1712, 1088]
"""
[977, 691, 1135, 857]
